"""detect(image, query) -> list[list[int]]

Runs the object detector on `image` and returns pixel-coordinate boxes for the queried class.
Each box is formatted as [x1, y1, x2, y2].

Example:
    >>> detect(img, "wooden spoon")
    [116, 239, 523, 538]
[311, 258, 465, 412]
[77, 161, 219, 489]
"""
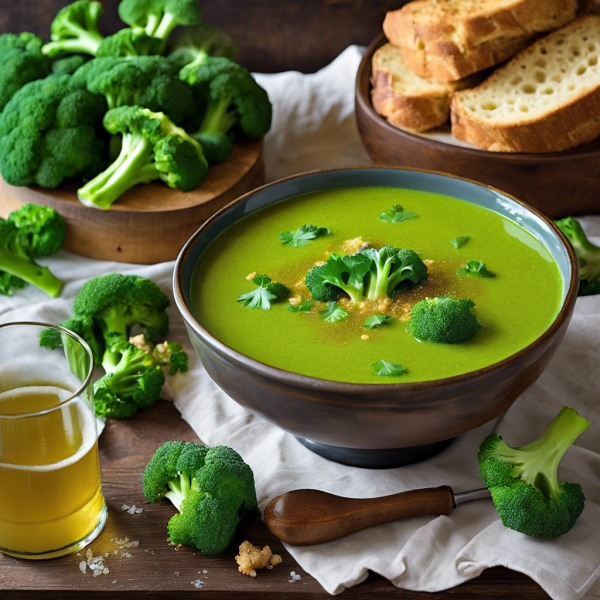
[264, 486, 490, 545]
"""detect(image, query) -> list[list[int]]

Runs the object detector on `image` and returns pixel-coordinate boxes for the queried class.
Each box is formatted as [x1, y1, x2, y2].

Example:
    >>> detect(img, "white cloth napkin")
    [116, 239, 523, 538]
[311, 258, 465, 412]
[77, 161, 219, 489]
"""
[1, 46, 599, 599]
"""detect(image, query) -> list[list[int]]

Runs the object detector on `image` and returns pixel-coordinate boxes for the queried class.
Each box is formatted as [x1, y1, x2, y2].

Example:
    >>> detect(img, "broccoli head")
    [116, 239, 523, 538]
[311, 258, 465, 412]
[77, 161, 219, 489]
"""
[154, 340, 190, 374]
[0, 218, 63, 297]
[305, 265, 342, 302]
[182, 57, 272, 164]
[42, 0, 105, 58]
[143, 442, 257, 555]
[52, 54, 90, 75]
[93, 336, 165, 418]
[408, 296, 482, 344]
[96, 28, 163, 58]
[478, 406, 590, 539]
[555, 216, 600, 296]
[118, 0, 202, 51]
[0, 74, 107, 189]
[0, 32, 51, 113]
[7, 204, 66, 258]
[77, 105, 208, 210]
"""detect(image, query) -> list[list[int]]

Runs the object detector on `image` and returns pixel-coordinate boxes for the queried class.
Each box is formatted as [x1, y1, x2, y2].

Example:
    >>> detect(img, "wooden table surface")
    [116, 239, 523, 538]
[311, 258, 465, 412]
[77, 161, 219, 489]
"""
[0, 401, 551, 599]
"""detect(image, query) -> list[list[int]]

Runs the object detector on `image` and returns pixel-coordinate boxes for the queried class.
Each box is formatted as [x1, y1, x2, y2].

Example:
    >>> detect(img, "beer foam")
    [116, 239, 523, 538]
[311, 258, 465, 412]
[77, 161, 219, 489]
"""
[0, 401, 97, 472]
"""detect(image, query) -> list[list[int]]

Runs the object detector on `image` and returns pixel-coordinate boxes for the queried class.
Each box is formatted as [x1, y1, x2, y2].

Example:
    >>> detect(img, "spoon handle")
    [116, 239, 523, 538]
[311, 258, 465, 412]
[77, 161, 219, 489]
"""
[264, 486, 455, 546]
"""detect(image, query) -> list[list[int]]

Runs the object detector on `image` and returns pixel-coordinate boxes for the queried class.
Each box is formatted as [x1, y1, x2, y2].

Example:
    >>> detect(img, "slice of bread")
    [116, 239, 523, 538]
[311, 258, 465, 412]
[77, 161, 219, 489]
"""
[371, 43, 478, 132]
[383, 0, 578, 81]
[451, 15, 600, 153]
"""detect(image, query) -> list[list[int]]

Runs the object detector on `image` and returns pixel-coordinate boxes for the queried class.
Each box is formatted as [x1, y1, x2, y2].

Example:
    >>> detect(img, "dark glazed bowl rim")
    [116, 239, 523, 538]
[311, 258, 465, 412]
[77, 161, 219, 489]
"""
[356, 32, 600, 161]
[173, 165, 579, 401]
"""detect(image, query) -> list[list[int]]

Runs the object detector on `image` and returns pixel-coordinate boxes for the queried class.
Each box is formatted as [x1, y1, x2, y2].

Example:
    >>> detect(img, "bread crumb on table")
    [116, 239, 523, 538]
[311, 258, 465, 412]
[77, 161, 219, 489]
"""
[236, 541, 282, 577]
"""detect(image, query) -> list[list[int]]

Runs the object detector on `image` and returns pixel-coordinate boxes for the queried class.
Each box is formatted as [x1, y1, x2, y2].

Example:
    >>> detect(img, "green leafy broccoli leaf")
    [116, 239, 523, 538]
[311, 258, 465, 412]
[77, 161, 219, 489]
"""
[279, 224, 331, 247]
[320, 302, 348, 323]
[371, 359, 407, 377]
[450, 236, 470, 249]
[457, 261, 494, 278]
[287, 300, 316, 313]
[363, 315, 393, 329]
[379, 205, 418, 223]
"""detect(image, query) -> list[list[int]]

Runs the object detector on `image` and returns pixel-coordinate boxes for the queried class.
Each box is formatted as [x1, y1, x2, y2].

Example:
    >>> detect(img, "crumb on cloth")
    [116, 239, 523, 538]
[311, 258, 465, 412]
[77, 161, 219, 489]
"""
[236, 541, 282, 577]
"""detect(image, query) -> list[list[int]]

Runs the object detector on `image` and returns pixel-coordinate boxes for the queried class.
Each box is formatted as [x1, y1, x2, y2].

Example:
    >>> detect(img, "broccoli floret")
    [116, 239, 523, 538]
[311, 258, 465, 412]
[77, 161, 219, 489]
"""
[93, 337, 165, 418]
[361, 246, 428, 300]
[182, 57, 272, 164]
[142, 442, 257, 555]
[155, 341, 189, 374]
[40, 314, 105, 362]
[74, 56, 195, 123]
[55, 273, 171, 367]
[7, 204, 65, 258]
[119, 0, 202, 52]
[77, 105, 208, 209]
[168, 23, 237, 79]
[477, 406, 590, 539]
[307, 253, 372, 303]
[0, 219, 63, 297]
[52, 54, 90, 75]
[305, 265, 342, 302]
[408, 296, 481, 344]
[555, 216, 600, 296]
[0, 32, 51, 113]
[0, 74, 107, 189]
[96, 29, 163, 58]
[42, 0, 105, 58]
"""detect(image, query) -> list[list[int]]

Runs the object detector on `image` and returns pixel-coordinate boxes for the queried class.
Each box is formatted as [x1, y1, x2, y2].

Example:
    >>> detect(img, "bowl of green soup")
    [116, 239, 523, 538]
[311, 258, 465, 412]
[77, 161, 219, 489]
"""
[174, 167, 578, 468]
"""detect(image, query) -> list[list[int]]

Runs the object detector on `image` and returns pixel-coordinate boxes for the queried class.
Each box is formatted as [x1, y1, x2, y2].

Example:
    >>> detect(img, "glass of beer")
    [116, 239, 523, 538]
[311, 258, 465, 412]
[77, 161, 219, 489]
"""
[0, 321, 106, 559]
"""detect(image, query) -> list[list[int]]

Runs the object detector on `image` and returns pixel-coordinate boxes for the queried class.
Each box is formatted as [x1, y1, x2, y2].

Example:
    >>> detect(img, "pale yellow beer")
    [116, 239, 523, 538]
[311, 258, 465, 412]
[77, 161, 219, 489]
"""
[0, 323, 106, 559]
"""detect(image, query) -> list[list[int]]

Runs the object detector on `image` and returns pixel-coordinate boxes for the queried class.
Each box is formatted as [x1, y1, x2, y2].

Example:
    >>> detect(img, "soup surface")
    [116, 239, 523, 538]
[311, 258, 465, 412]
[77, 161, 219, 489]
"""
[191, 187, 563, 383]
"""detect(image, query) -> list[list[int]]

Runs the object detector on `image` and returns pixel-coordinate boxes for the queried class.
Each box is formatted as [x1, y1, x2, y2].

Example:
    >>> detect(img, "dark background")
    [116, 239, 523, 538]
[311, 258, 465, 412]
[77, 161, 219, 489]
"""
[0, 0, 405, 73]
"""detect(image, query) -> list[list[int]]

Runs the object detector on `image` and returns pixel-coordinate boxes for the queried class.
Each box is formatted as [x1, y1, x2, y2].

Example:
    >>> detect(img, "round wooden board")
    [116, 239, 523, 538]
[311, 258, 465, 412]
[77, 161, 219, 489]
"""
[355, 33, 600, 220]
[0, 138, 265, 264]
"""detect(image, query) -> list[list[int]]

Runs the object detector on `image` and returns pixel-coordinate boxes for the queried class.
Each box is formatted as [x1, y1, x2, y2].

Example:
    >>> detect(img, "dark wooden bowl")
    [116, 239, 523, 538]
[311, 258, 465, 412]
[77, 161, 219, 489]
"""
[356, 33, 600, 220]
[174, 166, 579, 468]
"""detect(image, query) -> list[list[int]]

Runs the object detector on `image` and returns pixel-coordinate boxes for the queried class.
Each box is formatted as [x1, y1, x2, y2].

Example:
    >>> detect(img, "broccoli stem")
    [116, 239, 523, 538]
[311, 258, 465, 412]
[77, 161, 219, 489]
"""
[153, 13, 177, 43]
[43, 29, 103, 57]
[367, 260, 395, 300]
[0, 251, 63, 298]
[142, 14, 162, 38]
[164, 472, 193, 511]
[77, 134, 156, 210]
[181, 48, 209, 77]
[199, 97, 238, 136]
[106, 350, 151, 392]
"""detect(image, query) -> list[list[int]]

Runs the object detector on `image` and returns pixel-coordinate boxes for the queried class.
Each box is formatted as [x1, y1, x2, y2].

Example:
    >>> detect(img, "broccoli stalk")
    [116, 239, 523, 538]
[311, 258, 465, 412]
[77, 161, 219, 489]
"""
[0, 208, 64, 297]
[42, 0, 105, 58]
[78, 106, 208, 210]
[478, 407, 591, 539]
[142, 442, 257, 555]
[555, 216, 600, 296]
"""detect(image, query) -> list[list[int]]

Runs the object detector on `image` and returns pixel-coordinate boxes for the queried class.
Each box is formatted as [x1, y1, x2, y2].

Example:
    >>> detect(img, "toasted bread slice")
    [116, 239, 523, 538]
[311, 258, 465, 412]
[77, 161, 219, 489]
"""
[383, 0, 578, 81]
[451, 16, 600, 152]
[371, 43, 478, 132]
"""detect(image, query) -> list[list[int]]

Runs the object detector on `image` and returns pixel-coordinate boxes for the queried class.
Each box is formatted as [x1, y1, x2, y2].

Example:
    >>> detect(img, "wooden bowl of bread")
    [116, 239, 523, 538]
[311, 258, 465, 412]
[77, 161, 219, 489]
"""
[355, 0, 600, 219]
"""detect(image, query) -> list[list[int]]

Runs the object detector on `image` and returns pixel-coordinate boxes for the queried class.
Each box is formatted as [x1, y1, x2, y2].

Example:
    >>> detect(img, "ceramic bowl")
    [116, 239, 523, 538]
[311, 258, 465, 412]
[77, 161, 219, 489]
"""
[174, 167, 578, 468]
[355, 33, 600, 220]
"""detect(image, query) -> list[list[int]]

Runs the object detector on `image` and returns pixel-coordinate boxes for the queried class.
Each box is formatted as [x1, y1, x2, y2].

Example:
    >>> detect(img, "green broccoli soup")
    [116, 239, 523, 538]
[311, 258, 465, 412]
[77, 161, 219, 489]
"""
[190, 187, 563, 384]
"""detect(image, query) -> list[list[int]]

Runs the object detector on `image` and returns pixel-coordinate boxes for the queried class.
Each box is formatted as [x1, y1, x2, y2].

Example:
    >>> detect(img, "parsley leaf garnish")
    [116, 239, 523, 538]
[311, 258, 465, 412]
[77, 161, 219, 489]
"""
[450, 236, 470, 249]
[363, 315, 393, 329]
[456, 261, 494, 278]
[319, 302, 348, 323]
[279, 224, 331, 247]
[238, 275, 289, 310]
[371, 359, 407, 377]
[379, 205, 418, 223]
[287, 300, 316, 313]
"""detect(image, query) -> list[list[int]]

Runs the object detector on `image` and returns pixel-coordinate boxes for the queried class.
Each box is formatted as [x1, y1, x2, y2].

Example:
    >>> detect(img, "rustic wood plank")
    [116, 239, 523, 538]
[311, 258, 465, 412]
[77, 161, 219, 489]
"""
[0, 401, 550, 599]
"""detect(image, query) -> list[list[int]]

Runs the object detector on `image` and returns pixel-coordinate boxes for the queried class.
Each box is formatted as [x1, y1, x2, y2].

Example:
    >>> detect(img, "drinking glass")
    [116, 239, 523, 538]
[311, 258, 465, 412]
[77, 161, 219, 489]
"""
[0, 322, 106, 559]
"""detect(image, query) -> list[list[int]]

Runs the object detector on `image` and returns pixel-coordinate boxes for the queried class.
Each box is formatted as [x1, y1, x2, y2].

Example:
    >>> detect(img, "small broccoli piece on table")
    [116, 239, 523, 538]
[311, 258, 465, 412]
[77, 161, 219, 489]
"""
[168, 23, 237, 78]
[181, 57, 272, 164]
[0, 205, 65, 297]
[478, 406, 590, 539]
[0, 32, 51, 113]
[42, 0, 105, 58]
[0, 74, 107, 189]
[96, 29, 163, 58]
[119, 0, 202, 52]
[77, 105, 208, 210]
[408, 296, 481, 344]
[154, 341, 189, 374]
[93, 336, 165, 418]
[143, 442, 258, 555]
[555, 216, 600, 296]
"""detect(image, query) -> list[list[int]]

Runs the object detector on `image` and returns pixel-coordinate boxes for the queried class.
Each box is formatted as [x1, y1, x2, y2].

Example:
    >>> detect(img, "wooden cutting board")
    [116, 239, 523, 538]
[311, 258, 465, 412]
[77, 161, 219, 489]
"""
[0, 138, 264, 264]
